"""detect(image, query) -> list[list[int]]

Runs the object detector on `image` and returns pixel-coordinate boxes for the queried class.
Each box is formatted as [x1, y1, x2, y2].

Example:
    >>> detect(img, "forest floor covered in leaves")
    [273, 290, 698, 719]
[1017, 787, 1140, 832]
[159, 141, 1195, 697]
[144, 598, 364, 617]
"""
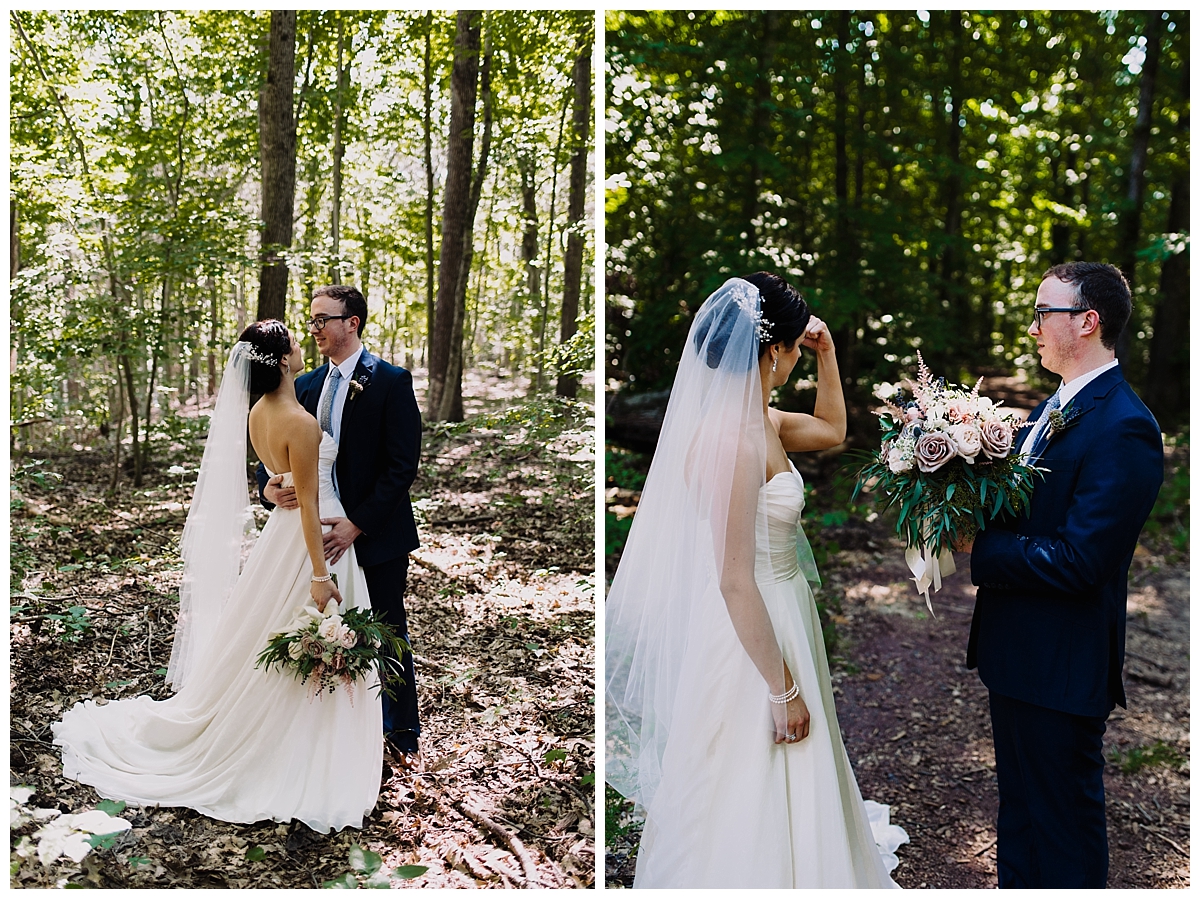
[605, 393, 1188, 889]
[11, 375, 596, 889]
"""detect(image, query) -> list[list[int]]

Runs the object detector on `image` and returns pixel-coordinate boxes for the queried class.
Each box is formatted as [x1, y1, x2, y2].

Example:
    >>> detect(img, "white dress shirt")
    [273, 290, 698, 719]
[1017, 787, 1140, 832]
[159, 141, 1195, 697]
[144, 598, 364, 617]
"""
[316, 345, 364, 446]
[1020, 358, 1119, 455]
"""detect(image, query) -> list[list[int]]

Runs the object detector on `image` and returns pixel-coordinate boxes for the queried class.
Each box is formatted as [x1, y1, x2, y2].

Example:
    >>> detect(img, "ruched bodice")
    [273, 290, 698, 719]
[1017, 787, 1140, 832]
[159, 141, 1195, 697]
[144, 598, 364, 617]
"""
[755, 463, 805, 584]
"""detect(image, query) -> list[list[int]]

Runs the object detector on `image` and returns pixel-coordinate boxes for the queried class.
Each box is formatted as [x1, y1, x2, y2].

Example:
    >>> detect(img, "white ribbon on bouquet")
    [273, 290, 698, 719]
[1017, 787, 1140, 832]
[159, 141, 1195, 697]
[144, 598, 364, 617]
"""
[904, 543, 955, 616]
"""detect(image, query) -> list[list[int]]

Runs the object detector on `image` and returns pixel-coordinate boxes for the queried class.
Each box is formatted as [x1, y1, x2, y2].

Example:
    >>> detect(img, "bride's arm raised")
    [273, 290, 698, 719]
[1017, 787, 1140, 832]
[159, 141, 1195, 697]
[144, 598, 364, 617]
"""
[770, 317, 846, 453]
[716, 437, 810, 743]
[286, 417, 343, 612]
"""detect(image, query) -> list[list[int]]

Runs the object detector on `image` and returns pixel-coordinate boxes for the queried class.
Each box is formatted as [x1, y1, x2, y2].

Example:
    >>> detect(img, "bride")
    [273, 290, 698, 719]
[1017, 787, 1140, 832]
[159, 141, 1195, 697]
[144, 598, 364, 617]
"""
[606, 274, 908, 887]
[53, 320, 382, 833]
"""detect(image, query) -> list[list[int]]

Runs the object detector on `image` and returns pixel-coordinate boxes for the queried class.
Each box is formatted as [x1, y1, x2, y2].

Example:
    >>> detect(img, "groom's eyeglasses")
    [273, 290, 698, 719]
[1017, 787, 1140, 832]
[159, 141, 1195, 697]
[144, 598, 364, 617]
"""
[307, 314, 352, 332]
[1031, 306, 1096, 330]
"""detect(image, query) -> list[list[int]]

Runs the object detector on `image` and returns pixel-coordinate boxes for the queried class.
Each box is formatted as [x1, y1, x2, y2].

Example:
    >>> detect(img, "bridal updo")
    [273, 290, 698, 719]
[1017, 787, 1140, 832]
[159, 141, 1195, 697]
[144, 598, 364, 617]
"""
[742, 271, 811, 358]
[692, 272, 811, 370]
[239, 320, 291, 394]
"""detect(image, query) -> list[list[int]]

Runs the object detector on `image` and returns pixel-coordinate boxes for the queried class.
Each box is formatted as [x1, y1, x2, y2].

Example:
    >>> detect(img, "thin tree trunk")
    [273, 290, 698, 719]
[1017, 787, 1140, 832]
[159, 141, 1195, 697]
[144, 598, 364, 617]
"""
[938, 11, 967, 354]
[517, 157, 539, 379]
[427, 11, 480, 419]
[329, 13, 347, 283]
[256, 10, 297, 322]
[1143, 58, 1187, 428]
[740, 11, 775, 255]
[1116, 11, 1162, 362]
[423, 10, 436, 346]
[535, 89, 570, 393]
[439, 25, 493, 423]
[557, 34, 590, 399]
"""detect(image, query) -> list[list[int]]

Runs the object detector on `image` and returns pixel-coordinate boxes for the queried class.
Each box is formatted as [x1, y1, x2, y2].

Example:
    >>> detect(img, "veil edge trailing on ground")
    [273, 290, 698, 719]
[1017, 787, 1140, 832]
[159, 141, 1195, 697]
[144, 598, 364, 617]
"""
[166, 342, 256, 690]
[605, 277, 785, 811]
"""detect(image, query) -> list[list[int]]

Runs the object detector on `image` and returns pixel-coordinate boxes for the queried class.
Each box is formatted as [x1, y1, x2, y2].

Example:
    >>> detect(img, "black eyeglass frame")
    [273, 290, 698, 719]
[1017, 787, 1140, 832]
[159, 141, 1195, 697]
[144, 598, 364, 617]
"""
[1032, 306, 1103, 330]
[307, 314, 353, 332]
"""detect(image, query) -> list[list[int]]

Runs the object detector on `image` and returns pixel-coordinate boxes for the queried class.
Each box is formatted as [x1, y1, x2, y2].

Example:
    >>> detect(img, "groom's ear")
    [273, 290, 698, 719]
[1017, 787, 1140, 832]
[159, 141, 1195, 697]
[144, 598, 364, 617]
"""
[1079, 309, 1102, 337]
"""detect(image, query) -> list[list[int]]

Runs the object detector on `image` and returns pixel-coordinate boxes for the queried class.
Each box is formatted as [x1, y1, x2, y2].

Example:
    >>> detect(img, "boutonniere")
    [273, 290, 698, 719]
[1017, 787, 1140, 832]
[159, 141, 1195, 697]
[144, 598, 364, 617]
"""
[1046, 402, 1082, 440]
[347, 374, 368, 400]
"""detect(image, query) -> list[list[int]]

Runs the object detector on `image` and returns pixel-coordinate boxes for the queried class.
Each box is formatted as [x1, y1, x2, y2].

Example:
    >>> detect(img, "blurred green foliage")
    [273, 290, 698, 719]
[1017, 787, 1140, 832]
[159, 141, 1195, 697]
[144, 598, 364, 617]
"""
[606, 11, 1189, 431]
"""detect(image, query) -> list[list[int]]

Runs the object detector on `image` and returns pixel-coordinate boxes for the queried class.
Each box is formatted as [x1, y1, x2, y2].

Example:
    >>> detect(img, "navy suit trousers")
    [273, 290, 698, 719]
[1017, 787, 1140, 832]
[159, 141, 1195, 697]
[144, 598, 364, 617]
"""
[988, 691, 1108, 888]
[363, 555, 419, 751]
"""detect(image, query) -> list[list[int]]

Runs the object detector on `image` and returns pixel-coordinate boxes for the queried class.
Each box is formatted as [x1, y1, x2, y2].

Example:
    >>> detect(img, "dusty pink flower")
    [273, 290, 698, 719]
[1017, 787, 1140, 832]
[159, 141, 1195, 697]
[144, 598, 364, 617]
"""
[300, 633, 324, 658]
[915, 431, 956, 473]
[980, 418, 1014, 459]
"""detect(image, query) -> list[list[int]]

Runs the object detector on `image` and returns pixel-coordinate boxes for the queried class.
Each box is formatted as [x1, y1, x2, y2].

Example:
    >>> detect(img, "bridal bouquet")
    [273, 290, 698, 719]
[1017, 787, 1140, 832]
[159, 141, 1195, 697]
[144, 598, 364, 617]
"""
[255, 601, 409, 703]
[853, 353, 1042, 612]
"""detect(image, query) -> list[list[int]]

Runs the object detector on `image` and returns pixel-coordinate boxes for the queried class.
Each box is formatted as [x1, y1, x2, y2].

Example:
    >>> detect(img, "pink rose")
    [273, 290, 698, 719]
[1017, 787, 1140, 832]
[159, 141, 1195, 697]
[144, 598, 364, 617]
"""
[980, 418, 1014, 458]
[915, 430, 956, 473]
[339, 628, 358, 649]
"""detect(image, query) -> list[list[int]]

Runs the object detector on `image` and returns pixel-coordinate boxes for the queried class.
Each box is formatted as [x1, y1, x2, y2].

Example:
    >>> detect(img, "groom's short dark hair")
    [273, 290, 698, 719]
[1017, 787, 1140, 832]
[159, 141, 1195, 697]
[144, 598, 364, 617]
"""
[1041, 262, 1130, 351]
[313, 285, 368, 337]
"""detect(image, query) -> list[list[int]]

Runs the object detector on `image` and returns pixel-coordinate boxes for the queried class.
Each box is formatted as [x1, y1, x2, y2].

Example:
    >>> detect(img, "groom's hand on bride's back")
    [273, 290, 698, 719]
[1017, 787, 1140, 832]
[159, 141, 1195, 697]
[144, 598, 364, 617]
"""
[264, 475, 299, 510]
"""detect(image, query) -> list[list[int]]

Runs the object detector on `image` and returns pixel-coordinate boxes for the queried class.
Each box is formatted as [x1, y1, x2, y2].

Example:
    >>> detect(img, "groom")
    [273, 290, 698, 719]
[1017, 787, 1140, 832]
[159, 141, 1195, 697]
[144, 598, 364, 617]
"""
[259, 285, 423, 766]
[957, 263, 1163, 888]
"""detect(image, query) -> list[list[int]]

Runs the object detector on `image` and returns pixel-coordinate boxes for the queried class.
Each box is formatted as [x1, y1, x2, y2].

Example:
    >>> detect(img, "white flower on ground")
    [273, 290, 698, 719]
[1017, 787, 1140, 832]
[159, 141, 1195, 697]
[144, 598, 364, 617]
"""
[33, 809, 132, 867]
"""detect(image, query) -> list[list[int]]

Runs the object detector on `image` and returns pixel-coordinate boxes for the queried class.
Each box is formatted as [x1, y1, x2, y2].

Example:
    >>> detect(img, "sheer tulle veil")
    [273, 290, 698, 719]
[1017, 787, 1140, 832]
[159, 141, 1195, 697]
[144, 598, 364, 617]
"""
[166, 342, 257, 689]
[606, 278, 786, 810]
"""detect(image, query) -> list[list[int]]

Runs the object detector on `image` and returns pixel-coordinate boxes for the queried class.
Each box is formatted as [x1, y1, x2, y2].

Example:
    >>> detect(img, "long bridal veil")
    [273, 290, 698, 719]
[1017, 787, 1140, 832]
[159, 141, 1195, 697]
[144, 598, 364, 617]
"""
[166, 342, 257, 690]
[606, 278, 785, 812]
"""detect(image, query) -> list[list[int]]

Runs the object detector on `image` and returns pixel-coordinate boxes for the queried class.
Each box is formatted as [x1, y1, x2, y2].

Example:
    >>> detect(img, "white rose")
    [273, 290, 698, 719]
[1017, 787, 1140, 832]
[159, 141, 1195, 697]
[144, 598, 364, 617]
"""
[287, 640, 305, 660]
[317, 616, 342, 642]
[886, 444, 913, 473]
[948, 423, 983, 462]
[339, 627, 358, 649]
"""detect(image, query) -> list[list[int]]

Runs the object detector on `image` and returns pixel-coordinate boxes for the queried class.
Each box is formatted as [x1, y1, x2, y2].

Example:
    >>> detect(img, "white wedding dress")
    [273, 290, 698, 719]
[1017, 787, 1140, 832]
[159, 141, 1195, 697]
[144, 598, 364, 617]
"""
[633, 462, 908, 888]
[53, 433, 382, 833]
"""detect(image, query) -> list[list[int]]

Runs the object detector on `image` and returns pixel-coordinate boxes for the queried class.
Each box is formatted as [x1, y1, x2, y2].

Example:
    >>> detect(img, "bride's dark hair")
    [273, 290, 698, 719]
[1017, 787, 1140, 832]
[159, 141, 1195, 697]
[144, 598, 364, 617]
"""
[741, 271, 811, 358]
[239, 320, 291, 394]
[692, 272, 811, 369]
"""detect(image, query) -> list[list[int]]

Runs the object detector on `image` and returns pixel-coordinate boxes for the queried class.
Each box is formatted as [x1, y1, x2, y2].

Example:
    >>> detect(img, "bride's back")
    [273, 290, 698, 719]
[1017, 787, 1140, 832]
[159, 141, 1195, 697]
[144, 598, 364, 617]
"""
[248, 398, 318, 475]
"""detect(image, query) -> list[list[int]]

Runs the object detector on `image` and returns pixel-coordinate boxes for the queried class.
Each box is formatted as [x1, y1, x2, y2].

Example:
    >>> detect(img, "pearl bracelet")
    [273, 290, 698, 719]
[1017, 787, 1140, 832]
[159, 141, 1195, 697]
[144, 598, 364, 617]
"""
[311, 573, 333, 583]
[768, 682, 800, 704]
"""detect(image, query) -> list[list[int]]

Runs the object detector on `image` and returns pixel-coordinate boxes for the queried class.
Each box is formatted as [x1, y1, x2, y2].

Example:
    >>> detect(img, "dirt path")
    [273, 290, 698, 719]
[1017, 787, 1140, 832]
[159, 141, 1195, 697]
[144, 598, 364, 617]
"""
[11, 393, 596, 889]
[829, 532, 1189, 888]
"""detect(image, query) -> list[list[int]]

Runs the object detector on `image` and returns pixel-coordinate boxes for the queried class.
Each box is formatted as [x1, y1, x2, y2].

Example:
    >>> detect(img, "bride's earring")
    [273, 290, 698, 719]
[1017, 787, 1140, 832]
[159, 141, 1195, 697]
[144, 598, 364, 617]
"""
[772, 356, 778, 373]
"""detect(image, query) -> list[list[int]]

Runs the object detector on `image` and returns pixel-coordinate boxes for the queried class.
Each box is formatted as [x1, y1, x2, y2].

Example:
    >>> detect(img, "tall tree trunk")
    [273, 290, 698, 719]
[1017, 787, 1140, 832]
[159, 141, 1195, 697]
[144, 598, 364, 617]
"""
[517, 155, 539, 379]
[427, 11, 480, 419]
[740, 11, 775, 256]
[1143, 59, 1187, 429]
[439, 26, 493, 423]
[1116, 11, 1161, 362]
[832, 11, 858, 383]
[329, 14, 348, 283]
[557, 34, 590, 399]
[937, 11, 967, 355]
[535, 88, 570, 393]
[423, 11, 436, 346]
[10, 199, 18, 278]
[256, 10, 297, 322]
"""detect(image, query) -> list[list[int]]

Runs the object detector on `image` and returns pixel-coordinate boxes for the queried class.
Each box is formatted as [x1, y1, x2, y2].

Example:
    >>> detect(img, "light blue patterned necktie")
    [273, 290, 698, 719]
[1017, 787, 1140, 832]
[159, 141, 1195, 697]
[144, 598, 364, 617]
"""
[318, 367, 342, 437]
[1026, 390, 1062, 457]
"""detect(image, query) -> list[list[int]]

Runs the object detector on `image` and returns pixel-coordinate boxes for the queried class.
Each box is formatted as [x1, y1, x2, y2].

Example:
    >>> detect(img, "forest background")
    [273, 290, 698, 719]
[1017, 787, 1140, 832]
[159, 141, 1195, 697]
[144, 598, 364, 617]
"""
[12, 9, 595, 470]
[606, 10, 1188, 423]
[604, 10, 1189, 887]
[11, 10, 598, 889]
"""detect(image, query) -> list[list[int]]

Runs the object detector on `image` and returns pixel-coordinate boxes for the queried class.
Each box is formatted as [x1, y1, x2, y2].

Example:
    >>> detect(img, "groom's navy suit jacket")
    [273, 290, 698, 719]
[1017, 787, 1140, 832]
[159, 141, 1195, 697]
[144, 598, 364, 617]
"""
[967, 365, 1163, 718]
[260, 349, 422, 566]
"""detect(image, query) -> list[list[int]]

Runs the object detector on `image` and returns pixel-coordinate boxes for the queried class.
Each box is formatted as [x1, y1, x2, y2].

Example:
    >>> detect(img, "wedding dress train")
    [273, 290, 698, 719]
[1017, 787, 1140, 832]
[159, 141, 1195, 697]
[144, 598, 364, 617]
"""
[633, 463, 908, 888]
[53, 433, 382, 833]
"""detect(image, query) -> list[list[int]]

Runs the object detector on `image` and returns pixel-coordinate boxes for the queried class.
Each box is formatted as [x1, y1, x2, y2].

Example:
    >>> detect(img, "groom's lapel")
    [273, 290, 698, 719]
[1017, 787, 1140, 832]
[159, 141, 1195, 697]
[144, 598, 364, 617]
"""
[1053, 365, 1124, 430]
[339, 349, 379, 437]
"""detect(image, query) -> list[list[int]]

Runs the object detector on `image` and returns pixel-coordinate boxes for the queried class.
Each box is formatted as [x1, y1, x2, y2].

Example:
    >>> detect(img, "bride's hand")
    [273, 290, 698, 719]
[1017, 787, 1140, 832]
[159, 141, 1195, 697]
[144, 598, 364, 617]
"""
[311, 578, 343, 613]
[799, 315, 834, 355]
[771, 667, 811, 744]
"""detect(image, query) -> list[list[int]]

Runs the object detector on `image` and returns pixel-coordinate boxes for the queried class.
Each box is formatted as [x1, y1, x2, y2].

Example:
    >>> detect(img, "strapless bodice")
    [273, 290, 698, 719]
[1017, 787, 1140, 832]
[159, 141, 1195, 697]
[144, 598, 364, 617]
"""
[755, 463, 805, 583]
[265, 433, 344, 519]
